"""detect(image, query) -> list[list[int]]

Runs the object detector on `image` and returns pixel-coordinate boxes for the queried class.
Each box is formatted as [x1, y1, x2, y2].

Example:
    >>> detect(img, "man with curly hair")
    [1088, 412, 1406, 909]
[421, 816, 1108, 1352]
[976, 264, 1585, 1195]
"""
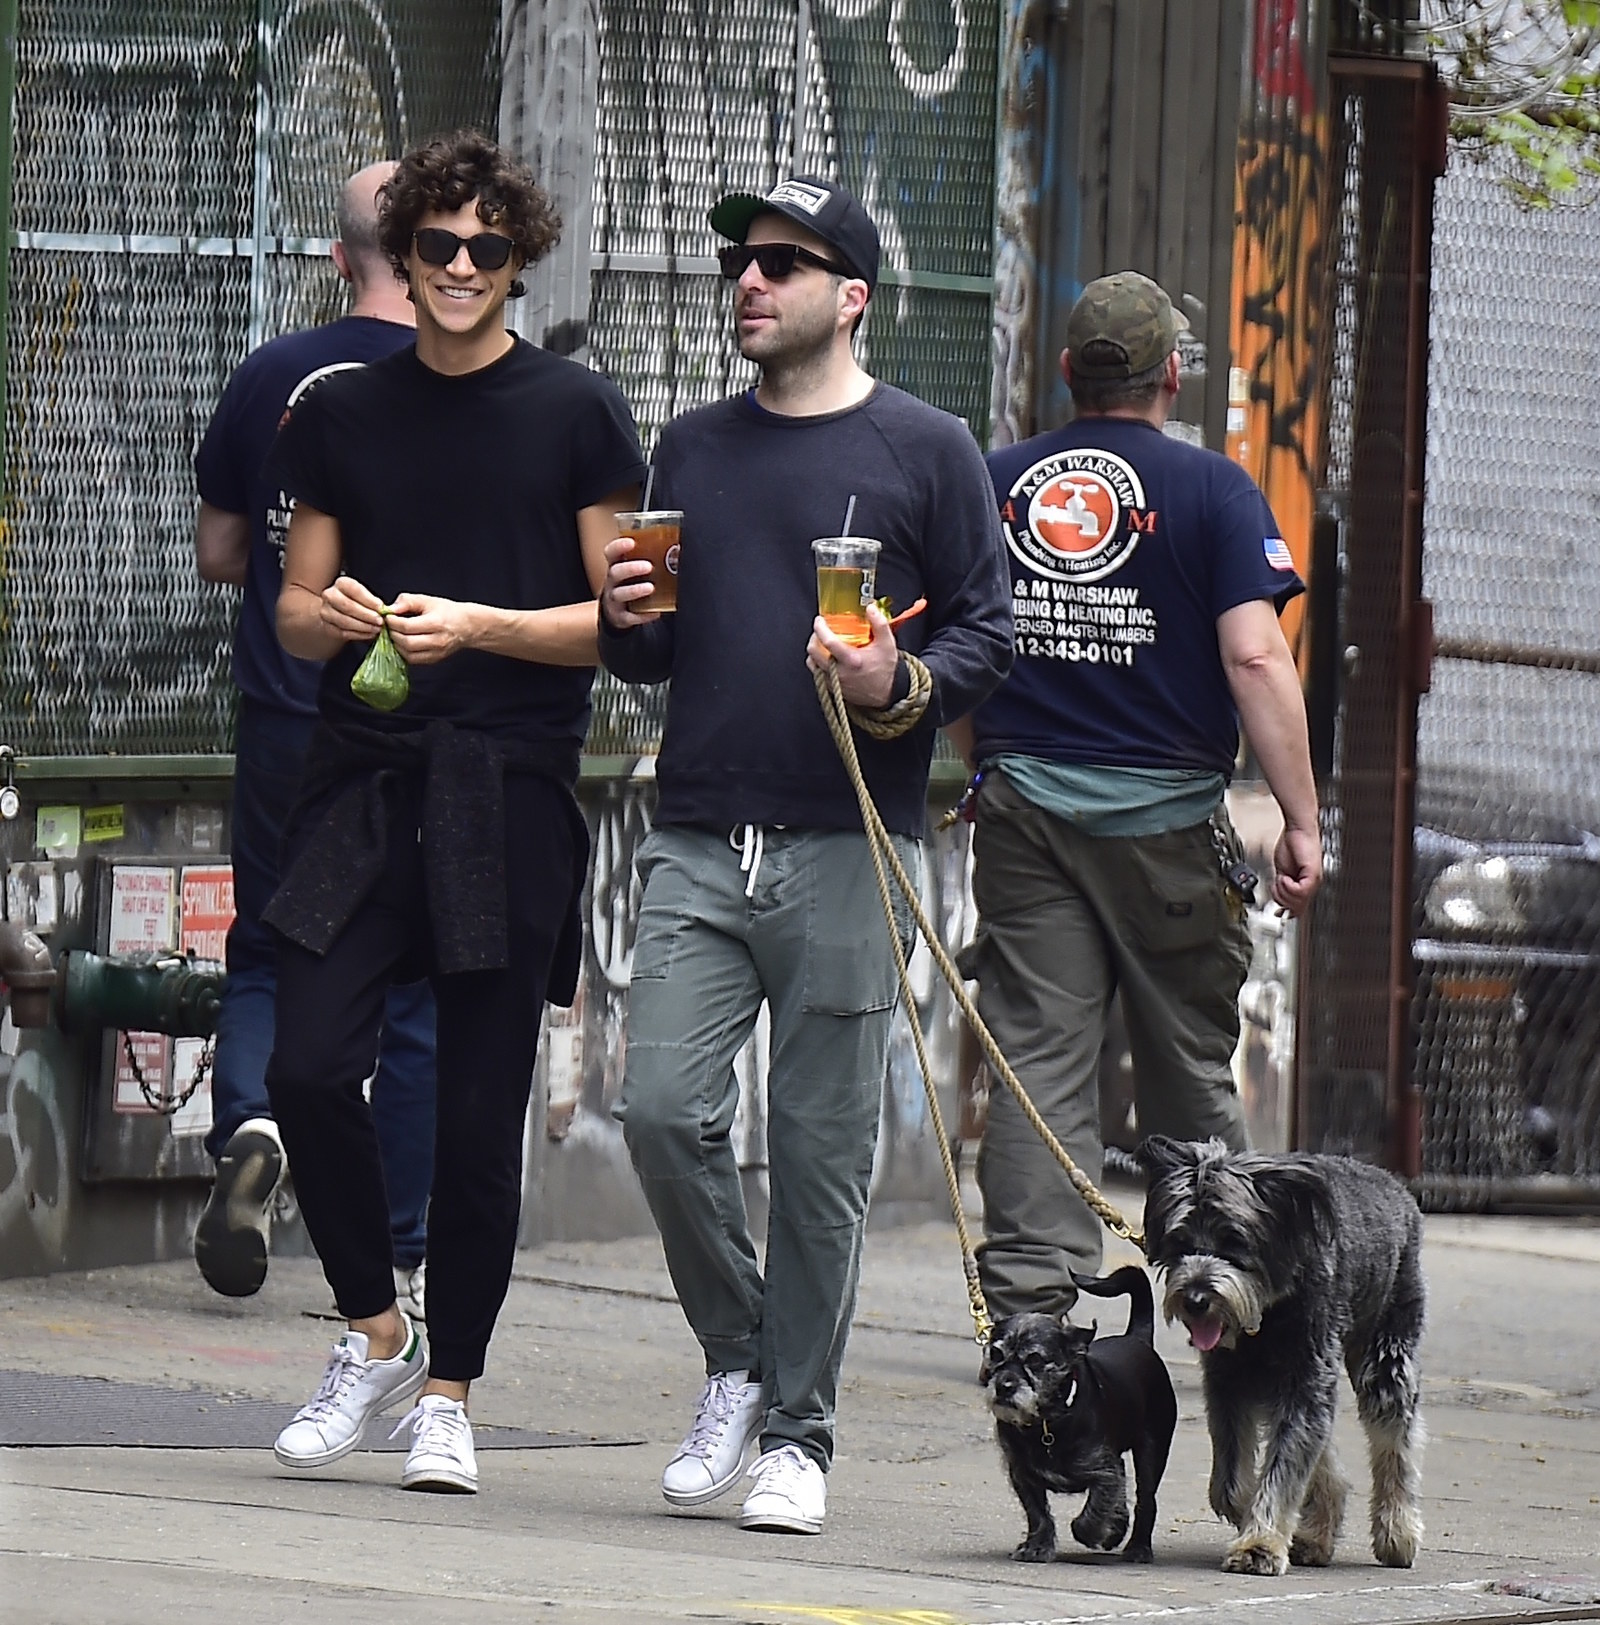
[261, 130, 644, 1494]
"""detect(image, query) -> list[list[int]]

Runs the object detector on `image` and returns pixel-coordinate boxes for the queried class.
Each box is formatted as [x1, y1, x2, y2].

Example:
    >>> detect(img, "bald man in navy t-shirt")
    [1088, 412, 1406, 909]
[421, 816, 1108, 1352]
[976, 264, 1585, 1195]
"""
[191, 163, 436, 1311]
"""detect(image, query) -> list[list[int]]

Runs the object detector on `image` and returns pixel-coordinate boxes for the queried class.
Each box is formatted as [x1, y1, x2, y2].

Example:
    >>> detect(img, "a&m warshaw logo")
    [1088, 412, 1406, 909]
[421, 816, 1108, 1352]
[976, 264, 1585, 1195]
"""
[1000, 448, 1152, 582]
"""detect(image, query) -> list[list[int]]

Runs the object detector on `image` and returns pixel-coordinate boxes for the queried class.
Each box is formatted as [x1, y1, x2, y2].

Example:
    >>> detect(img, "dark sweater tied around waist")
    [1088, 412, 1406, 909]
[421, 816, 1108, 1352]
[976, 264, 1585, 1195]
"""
[262, 717, 586, 1000]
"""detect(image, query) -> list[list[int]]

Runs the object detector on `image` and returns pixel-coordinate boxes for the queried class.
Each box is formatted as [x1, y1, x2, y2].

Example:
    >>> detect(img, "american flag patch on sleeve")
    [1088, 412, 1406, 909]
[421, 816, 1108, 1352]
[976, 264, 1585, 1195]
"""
[1263, 536, 1295, 571]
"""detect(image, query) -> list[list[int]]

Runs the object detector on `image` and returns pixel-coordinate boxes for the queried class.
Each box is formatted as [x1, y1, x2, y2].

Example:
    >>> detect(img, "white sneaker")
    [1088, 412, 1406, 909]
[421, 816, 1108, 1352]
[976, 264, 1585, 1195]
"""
[739, 1444, 827, 1534]
[661, 1370, 765, 1507]
[394, 1260, 427, 1322]
[392, 1394, 477, 1493]
[273, 1317, 427, 1469]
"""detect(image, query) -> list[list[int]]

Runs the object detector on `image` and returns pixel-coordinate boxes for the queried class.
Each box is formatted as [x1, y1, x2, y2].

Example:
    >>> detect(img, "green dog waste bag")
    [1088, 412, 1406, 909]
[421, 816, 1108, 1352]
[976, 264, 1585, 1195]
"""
[351, 619, 409, 712]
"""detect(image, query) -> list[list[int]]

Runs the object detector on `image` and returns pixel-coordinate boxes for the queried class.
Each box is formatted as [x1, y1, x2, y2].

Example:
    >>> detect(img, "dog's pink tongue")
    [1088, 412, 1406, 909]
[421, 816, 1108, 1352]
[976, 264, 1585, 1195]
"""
[1188, 1314, 1225, 1352]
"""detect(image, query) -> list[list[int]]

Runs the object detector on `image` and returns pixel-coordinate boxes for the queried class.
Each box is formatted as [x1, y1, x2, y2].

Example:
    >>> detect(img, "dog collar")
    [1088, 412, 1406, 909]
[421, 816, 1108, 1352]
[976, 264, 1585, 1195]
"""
[1036, 1373, 1077, 1445]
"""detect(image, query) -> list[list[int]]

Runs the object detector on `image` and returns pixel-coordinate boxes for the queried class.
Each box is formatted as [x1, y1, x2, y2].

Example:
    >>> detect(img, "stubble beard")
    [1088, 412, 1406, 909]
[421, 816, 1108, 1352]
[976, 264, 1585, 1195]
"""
[739, 297, 841, 393]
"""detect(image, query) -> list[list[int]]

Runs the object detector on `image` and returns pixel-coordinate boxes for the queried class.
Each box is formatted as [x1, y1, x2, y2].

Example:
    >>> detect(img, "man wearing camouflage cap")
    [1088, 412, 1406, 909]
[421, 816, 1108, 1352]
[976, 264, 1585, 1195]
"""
[953, 270, 1323, 1317]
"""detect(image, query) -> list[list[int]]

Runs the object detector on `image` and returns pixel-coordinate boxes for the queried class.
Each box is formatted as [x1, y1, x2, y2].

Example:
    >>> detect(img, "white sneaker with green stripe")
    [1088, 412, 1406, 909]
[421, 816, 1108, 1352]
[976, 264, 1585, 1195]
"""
[273, 1315, 427, 1469]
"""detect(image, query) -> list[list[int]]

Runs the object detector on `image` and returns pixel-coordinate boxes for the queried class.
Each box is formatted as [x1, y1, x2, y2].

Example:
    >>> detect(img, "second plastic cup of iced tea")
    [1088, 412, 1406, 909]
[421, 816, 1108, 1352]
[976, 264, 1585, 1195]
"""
[617, 510, 684, 613]
[812, 537, 881, 646]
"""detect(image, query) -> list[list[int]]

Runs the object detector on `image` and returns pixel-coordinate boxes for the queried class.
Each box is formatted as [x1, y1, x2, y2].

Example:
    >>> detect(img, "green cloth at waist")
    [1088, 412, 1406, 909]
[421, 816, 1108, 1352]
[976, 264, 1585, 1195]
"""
[989, 754, 1225, 837]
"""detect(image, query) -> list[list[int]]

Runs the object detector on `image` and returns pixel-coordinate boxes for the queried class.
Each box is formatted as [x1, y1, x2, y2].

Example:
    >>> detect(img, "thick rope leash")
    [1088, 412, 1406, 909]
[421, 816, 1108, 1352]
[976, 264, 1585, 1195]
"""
[844, 651, 933, 741]
[813, 663, 1145, 1345]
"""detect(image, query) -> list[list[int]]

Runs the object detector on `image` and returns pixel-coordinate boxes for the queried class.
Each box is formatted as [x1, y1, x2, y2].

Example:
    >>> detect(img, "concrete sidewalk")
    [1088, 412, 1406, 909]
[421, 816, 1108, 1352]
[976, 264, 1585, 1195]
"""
[2, 1185, 1598, 1625]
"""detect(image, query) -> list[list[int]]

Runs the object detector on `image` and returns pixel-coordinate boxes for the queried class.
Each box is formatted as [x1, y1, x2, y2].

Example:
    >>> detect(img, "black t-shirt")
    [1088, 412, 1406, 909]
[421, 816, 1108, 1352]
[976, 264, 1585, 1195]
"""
[597, 385, 1014, 837]
[267, 338, 645, 745]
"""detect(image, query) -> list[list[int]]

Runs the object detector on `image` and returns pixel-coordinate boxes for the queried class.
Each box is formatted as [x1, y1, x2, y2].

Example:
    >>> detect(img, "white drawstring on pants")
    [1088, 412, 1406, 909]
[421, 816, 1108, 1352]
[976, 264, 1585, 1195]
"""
[731, 823, 765, 899]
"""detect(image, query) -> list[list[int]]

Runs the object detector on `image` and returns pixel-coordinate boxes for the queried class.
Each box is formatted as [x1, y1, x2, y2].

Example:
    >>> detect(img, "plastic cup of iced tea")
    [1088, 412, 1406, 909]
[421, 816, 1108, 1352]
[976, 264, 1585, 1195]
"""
[812, 537, 881, 646]
[617, 510, 684, 613]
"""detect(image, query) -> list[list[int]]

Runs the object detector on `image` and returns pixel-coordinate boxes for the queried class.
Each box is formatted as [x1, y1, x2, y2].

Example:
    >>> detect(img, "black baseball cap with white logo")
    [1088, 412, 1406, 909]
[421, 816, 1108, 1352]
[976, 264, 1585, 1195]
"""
[709, 176, 880, 292]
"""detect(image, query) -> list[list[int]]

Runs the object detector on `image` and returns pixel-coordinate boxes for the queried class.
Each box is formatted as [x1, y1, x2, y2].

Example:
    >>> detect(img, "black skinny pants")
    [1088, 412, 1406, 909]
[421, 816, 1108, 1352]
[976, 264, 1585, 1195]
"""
[265, 770, 578, 1382]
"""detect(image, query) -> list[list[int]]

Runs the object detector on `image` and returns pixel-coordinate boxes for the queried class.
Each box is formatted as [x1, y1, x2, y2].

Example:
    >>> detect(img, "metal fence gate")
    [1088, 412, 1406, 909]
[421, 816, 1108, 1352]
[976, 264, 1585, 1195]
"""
[1296, 26, 1600, 1204]
[1411, 106, 1600, 1205]
[1, 0, 503, 759]
[1297, 55, 1443, 1172]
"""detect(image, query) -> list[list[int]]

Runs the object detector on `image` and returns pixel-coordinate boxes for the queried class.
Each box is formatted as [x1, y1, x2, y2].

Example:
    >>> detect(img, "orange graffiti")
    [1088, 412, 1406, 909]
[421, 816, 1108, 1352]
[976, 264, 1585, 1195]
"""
[1226, 7, 1326, 660]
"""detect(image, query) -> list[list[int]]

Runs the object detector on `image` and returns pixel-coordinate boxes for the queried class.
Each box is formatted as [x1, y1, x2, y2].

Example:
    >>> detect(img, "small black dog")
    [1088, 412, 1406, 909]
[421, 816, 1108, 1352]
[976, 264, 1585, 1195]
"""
[982, 1264, 1177, 1564]
[1137, 1135, 1425, 1577]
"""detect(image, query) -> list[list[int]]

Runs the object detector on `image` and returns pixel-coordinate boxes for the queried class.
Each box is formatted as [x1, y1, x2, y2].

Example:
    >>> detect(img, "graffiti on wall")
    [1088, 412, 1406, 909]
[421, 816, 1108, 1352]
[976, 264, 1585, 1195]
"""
[0, 1046, 69, 1264]
[586, 0, 1000, 452]
[989, 0, 1051, 449]
[1225, 0, 1324, 654]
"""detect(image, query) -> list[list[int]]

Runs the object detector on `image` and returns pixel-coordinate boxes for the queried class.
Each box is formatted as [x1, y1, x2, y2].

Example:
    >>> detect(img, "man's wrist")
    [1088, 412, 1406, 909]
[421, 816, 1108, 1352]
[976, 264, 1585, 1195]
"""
[882, 654, 912, 709]
[852, 654, 907, 713]
[463, 603, 495, 651]
[844, 653, 933, 741]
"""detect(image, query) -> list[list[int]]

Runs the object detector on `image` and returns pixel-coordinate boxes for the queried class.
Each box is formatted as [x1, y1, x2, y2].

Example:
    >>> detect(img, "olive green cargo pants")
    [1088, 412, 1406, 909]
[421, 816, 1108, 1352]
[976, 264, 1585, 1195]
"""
[971, 771, 1251, 1319]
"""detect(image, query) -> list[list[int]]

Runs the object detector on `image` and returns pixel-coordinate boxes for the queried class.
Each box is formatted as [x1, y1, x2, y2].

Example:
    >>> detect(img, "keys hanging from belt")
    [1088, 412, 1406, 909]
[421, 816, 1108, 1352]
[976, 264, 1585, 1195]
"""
[935, 769, 986, 833]
[1210, 817, 1258, 922]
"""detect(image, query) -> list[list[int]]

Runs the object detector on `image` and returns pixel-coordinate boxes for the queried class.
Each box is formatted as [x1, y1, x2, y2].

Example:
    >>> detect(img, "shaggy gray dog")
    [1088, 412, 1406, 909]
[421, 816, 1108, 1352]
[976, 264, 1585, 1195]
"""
[1137, 1135, 1425, 1576]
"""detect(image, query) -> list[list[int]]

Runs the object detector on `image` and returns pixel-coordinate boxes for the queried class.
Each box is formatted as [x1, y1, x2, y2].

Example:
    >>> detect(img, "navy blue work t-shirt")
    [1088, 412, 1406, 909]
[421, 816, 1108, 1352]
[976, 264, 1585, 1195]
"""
[266, 338, 645, 745]
[972, 418, 1303, 775]
[195, 316, 415, 716]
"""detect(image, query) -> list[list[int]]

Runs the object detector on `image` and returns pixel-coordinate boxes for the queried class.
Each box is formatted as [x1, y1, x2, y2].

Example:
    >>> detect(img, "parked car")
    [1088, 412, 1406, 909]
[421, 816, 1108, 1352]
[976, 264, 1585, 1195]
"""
[1410, 773, 1600, 1183]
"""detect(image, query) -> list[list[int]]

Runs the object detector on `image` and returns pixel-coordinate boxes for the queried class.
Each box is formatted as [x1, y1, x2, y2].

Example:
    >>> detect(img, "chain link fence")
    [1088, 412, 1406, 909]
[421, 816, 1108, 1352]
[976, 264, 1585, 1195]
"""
[1415, 151, 1600, 1198]
[3, 1, 999, 763]
[584, 0, 1000, 755]
[1, 0, 502, 758]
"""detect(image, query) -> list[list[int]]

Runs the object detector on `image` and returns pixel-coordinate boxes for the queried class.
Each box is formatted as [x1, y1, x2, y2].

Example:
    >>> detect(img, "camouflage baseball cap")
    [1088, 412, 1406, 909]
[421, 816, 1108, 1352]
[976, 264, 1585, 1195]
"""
[1065, 271, 1188, 380]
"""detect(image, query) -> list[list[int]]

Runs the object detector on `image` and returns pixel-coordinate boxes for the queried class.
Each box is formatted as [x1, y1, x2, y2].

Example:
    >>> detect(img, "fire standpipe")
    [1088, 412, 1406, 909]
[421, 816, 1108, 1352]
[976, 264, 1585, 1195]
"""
[0, 920, 223, 1041]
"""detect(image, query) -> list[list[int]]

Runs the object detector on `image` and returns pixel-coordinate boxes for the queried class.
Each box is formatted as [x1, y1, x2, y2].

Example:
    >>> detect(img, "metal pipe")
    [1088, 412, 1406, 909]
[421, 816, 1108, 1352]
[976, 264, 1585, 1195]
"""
[1413, 1175, 1600, 1213]
[0, 921, 55, 1028]
[1434, 636, 1600, 677]
[53, 950, 223, 1039]
[1387, 62, 1445, 1182]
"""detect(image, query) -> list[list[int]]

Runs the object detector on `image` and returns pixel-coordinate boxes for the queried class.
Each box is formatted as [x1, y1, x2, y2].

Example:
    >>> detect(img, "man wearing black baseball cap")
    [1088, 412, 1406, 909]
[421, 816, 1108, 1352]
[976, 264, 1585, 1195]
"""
[958, 269, 1322, 1326]
[706, 175, 881, 290]
[598, 176, 1012, 1535]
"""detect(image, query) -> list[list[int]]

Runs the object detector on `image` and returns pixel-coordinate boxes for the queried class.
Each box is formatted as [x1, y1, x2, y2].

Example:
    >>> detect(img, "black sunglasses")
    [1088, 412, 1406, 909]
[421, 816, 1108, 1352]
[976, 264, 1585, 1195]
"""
[718, 241, 846, 282]
[413, 228, 516, 271]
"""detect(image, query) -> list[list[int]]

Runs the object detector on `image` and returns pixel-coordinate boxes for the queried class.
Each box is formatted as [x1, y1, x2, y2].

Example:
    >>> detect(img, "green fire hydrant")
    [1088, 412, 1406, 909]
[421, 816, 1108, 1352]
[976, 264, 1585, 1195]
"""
[0, 923, 223, 1037]
[53, 949, 223, 1038]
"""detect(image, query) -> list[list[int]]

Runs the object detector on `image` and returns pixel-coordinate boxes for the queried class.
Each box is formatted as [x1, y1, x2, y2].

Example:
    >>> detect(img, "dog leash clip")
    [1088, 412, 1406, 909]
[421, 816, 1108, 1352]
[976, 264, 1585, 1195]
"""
[1209, 816, 1258, 911]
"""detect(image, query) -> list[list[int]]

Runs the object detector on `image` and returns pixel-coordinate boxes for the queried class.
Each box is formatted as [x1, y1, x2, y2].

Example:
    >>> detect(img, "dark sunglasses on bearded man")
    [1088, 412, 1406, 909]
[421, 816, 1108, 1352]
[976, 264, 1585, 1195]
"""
[717, 241, 849, 282]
